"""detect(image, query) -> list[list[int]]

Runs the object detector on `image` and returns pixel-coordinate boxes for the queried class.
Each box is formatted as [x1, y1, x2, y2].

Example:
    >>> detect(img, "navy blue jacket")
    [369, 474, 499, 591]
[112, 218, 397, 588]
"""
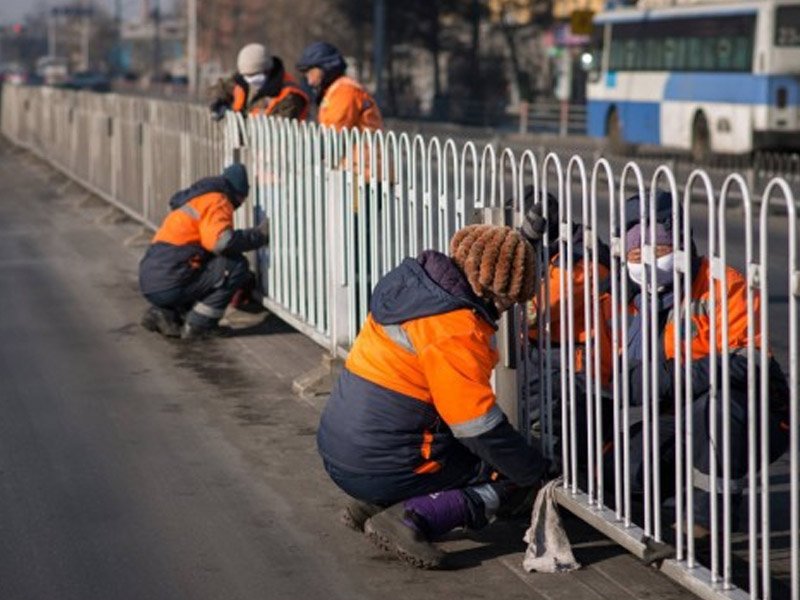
[317, 251, 545, 486]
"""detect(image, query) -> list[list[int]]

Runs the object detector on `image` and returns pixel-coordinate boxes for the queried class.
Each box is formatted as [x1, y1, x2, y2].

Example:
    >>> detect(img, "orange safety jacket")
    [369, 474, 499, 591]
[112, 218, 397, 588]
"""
[317, 251, 543, 485]
[232, 72, 309, 120]
[139, 176, 263, 295]
[318, 75, 383, 132]
[662, 258, 754, 360]
[152, 192, 234, 252]
[530, 237, 614, 389]
[320, 75, 384, 186]
[621, 257, 792, 417]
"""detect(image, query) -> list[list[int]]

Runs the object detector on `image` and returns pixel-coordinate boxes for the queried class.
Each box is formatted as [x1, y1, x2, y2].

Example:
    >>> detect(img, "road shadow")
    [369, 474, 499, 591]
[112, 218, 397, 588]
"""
[442, 511, 626, 570]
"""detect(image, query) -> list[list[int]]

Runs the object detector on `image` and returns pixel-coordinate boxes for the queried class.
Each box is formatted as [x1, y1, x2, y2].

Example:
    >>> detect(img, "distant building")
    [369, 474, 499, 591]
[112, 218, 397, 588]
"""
[120, 15, 186, 77]
[551, 0, 606, 20]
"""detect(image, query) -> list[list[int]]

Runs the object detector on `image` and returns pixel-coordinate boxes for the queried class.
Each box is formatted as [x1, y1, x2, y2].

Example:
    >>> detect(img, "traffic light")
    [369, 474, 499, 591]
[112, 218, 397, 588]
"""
[11, 23, 24, 35]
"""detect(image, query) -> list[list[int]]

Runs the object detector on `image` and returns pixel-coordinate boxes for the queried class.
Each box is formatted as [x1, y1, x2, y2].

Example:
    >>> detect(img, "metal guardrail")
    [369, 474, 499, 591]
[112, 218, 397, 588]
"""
[0, 84, 229, 230]
[515, 101, 588, 137]
[2, 85, 797, 600]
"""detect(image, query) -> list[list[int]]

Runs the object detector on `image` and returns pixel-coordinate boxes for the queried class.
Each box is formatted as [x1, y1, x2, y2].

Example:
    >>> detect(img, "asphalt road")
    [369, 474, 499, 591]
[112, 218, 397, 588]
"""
[0, 147, 362, 599]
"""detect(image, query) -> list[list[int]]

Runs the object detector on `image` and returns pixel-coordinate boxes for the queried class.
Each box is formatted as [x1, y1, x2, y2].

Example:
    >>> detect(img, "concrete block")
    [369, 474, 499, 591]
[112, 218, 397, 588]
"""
[292, 352, 343, 400]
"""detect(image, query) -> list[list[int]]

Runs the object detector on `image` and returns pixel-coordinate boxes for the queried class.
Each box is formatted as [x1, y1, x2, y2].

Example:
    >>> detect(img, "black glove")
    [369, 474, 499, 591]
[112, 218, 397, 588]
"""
[521, 192, 561, 246]
[521, 203, 547, 245]
[257, 218, 270, 244]
[209, 100, 228, 122]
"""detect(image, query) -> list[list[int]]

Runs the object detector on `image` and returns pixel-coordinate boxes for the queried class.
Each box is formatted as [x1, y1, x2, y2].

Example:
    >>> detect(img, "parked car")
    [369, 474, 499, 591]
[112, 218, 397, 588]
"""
[61, 71, 112, 93]
[0, 63, 30, 85]
[35, 56, 69, 86]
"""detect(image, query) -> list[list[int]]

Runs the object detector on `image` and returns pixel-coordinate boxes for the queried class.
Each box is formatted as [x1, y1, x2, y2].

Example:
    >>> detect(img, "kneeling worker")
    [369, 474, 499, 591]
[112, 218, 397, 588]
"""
[317, 224, 548, 568]
[138, 164, 268, 339]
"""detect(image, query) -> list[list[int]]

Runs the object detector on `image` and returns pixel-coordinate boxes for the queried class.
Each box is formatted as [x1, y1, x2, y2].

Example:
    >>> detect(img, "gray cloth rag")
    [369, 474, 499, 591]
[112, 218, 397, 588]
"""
[522, 478, 581, 573]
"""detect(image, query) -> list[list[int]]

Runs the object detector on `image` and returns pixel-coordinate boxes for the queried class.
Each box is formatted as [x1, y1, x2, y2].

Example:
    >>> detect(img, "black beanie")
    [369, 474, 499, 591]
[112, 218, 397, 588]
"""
[222, 163, 249, 198]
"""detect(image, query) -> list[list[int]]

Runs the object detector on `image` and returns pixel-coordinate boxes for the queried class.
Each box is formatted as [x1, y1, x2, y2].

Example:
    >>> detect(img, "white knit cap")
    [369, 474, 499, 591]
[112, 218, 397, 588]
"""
[237, 43, 273, 75]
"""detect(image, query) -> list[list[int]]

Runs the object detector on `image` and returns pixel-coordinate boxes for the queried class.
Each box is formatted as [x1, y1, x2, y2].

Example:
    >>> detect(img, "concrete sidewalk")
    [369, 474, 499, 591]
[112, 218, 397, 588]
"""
[0, 139, 697, 600]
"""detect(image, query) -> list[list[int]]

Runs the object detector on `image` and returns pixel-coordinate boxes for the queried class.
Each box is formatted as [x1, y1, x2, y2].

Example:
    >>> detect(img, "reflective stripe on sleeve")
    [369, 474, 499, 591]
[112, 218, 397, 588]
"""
[180, 204, 200, 219]
[213, 229, 233, 253]
[692, 467, 744, 494]
[381, 323, 416, 354]
[450, 404, 505, 438]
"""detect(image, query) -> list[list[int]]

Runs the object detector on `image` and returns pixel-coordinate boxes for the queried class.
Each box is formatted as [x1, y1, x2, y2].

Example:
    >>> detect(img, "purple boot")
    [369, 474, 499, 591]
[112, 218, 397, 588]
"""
[363, 490, 470, 569]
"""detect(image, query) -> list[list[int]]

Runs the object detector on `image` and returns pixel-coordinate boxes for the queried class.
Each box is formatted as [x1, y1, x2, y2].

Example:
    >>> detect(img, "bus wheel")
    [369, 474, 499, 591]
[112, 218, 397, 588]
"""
[606, 109, 631, 155]
[691, 112, 712, 163]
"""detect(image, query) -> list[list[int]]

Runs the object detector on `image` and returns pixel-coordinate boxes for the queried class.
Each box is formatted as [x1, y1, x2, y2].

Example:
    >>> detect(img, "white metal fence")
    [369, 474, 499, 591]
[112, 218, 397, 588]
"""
[0, 84, 228, 229]
[2, 84, 797, 600]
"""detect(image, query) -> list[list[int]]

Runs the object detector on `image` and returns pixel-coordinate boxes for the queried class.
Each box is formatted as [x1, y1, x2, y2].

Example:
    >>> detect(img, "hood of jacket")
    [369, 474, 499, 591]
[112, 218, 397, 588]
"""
[369, 250, 498, 328]
[168, 176, 237, 210]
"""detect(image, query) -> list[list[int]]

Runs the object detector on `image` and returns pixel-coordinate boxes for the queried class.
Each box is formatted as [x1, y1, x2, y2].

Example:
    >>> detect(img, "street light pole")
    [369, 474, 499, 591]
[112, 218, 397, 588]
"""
[372, 0, 385, 106]
[115, 0, 122, 74]
[187, 0, 197, 96]
[48, 5, 57, 57]
[152, 0, 161, 81]
[81, 1, 92, 70]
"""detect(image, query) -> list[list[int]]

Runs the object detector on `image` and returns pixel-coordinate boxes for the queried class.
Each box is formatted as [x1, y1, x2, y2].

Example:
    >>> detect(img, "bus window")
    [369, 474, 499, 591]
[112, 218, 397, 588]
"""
[605, 14, 755, 73]
[688, 38, 704, 70]
[775, 6, 800, 46]
[583, 27, 604, 82]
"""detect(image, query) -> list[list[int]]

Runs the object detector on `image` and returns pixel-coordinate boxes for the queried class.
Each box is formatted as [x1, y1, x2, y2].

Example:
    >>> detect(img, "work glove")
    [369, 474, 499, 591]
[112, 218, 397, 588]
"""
[209, 100, 228, 122]
[521, 192, 561, 246]
[521, 203, 547, 245]
[257, 217, 270, 244]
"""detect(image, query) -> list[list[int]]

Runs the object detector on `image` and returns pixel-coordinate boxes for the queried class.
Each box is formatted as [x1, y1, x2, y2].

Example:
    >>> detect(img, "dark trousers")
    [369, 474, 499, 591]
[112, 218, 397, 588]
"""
[624, 388, 789, 529]
[322, 453, 514, 529]
[144, 255, 250, 328]
[530, 349, 790, 530]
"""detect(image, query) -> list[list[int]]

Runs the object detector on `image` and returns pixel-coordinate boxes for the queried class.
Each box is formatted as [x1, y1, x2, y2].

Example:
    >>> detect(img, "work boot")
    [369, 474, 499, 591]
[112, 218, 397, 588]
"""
[340, 498, 384, 532]
[180, 320, 224, 340]
[140, 306, 182, 338]
[364, 489, 470, 569]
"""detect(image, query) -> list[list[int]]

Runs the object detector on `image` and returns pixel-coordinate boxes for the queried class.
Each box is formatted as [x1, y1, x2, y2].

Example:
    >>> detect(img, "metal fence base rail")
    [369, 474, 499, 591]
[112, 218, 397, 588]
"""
[2, 84, 797, 600]
[555, 488, 750, 600]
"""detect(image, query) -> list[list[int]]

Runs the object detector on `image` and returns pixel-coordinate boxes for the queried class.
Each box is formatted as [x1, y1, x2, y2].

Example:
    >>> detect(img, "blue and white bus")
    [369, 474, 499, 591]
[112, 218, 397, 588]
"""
[586, 0, 800, 159]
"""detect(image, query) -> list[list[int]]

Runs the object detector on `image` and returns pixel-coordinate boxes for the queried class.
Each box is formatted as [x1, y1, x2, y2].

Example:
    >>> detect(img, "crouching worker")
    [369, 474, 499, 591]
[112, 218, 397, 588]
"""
[317, 224, 548, 569]
[138, 164, 268, 340]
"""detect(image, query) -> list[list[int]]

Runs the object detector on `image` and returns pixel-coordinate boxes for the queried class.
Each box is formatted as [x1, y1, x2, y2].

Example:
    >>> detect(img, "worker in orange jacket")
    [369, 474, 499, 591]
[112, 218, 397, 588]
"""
[522, 190, 614, 392]
[138, 164, 268, 339]
[536, 190, 791, 536]
[317, 224, 548, 569]
[296, 41, 383, 132]
[617, 190, 790, 537]
[296, 41, 384, 188]
[210, 43, 309, 121]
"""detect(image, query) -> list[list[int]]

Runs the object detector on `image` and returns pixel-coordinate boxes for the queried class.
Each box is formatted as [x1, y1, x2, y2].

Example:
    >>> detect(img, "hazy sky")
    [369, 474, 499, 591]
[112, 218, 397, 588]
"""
[0, 1, 177, 25]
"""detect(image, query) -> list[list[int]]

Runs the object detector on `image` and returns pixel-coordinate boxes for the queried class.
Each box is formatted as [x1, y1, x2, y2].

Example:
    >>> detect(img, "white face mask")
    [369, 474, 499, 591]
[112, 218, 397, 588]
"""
[243, 73, 266, 89]
[628, 252, 675, 289]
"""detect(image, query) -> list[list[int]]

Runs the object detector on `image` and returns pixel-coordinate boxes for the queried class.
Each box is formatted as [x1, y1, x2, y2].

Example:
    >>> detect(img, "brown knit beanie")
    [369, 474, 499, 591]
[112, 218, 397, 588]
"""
[449, 224, 536, 308]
